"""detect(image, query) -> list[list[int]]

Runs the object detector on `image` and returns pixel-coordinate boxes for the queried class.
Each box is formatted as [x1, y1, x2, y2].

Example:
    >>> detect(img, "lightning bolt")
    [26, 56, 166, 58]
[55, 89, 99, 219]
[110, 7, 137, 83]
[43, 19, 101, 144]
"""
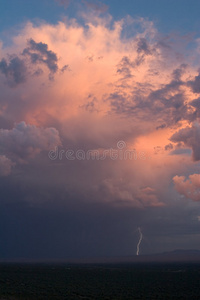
[136, 227, 143, 256]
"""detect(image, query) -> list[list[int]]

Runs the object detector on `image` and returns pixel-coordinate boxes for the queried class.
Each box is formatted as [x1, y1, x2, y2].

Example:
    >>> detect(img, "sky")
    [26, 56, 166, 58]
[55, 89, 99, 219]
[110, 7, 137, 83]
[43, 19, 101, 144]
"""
[0, 0, 200, 261]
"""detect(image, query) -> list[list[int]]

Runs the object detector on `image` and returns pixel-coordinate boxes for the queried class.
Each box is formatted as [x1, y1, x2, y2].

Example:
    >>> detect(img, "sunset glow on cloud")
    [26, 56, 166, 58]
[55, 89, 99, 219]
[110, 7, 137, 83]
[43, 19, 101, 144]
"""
[0, 0, 200, 259]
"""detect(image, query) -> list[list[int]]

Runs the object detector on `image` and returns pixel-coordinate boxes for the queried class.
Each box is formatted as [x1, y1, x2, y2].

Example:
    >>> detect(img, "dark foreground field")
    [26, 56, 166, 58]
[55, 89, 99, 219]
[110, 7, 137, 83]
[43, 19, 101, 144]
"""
[0, 263, 200, 299]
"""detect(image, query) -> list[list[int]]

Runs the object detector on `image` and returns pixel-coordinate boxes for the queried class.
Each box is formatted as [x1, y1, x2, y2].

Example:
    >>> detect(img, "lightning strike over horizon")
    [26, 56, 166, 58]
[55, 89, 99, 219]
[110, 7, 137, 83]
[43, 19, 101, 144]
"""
[136, 227, 143, 256]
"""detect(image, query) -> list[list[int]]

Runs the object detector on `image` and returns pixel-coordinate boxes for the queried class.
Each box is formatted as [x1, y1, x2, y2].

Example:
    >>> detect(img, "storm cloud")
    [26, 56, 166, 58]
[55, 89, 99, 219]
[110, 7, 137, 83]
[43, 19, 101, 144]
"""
[0, 11, 200, 259]
[0, 122, 61, 160]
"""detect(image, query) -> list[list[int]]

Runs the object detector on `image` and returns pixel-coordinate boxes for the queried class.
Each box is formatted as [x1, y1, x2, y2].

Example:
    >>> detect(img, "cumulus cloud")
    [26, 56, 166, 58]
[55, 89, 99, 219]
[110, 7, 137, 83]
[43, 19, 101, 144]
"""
[0, 155, 13, 176]
[170, 122, 200, 161]
[0, 56, 27, 87]
[0, 16, 198, 133]
[173, 174, 200, 201]
[0, 14, 199, 208]
[0, 122, 61, 160]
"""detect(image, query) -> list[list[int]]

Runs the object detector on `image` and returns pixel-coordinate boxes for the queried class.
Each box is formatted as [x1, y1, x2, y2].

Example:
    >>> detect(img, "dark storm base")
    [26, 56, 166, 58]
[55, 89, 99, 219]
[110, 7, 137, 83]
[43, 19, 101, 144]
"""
[0, 263, 199, 299]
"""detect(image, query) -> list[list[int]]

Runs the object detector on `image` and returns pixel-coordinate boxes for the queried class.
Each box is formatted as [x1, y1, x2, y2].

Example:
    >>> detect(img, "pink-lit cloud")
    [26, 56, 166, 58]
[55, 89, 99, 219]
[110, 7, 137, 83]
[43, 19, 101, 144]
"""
[0, 122, 61, 160]
[173, 174, 200, 201]
[0, 13, 199, 207]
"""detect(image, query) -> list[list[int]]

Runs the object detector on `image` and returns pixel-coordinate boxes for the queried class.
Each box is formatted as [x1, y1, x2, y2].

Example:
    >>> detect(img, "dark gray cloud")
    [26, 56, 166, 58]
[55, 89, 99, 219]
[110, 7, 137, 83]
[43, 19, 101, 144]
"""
[170, 148, 192, 156]
[0, 56, 27, 87]
[117, 41, 153, 79]
[191, 97, 200, 109]
[116, 38, 155, 80]
[0, 168, 199, 260]
[165, 143, 173, 151]
[0, 122, 61, 161]
[109, 62, 199, 129]
[0, 193, 144, 259]
[33, 68, 44, 77]
[108, 83, 191, 127]
[188, 71, 200, 94]
[137, 38, 152, 55]
[23, 39, 58, 77]
[170, 122, 200, 161]
[81, 94, 99, 112]
[117, 56, 134, 79]
[0, 121, 199, 260]
[190, 97, 200, 119]
[156, 124, 167, 130]
[172, 64, 187, 81]
[0, 39, 59, 86]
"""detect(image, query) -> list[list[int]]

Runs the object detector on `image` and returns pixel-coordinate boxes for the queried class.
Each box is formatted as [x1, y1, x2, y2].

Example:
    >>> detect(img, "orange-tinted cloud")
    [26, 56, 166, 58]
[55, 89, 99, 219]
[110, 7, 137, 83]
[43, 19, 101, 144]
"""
[173, 174, 200, 201]
[0, 14, 199, 207]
